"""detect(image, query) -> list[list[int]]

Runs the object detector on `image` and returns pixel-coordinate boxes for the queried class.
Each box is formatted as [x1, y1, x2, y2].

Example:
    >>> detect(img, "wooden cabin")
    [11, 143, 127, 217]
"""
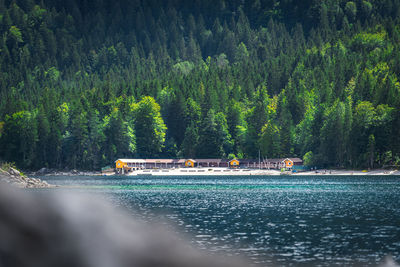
[285, 158, 303, 167]
[283, 158, 294, 169]
[185, 159, 196, 167]
[115, 157, 303, 172]
[116, 159, 187, 171]
[229, 159, 240, 168]
[115, 159, 146, 174]
[115, 159, 142, 170]
[115, 159, 127, 169]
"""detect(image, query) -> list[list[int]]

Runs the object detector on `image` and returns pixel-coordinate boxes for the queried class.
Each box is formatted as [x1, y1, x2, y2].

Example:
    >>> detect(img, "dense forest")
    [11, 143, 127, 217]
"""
[0, 0, 400, 170]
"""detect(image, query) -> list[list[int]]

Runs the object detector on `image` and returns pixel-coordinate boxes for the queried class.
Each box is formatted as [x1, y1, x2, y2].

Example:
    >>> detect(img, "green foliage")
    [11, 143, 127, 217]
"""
[132, 96, 166, 157]
[245, 87, 270, 156]
[294, 104, 315, 157]
[361, 1, 373, 17]
[173, 61, 194, 75]
[197, 109, 224, 158]
[352, 31, 386, 52]
[9, 25, 23, 43]
[345, 2, 357, 21]
[0, 121, 4, 138]
[45, 67, 60, 81]
[0, 111, 37, 168]
[319, 101, 347, 167]
[31, 5, 46, 19]
[259, 122, 280, 158]
[227, 153, 236, 160]
[215, 112, 233, 156]
[235, 42, 249, 63]
[0, 0, 399, 170]
[180, 122, 198, 158]
[0, 161, 17, 172]
[303, 151, 314, 167]
[103, 107, 135, 165]
[227, 100, 245, 155]
[368, 134, 375, 168]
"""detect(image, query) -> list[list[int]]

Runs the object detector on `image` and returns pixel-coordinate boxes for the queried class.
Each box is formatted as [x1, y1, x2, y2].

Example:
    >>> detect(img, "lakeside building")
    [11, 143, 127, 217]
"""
[115, 158, 303, 173]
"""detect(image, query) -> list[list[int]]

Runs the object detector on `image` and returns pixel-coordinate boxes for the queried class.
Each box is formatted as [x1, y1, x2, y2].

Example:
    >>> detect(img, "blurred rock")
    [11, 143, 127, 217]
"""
[380, 256, 400, 267]
[9, 167, 20, 176]
[0, 183, 245, 267]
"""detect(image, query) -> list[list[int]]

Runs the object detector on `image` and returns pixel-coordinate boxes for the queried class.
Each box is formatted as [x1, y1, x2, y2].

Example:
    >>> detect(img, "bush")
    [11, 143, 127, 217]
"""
[303, 151, 314, 167]
[0, 162, 17, 172]
[227, 153, 236, 160]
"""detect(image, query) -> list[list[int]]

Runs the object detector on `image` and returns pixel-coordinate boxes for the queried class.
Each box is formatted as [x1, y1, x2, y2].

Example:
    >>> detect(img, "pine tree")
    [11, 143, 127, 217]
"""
[132, 96, 166, 157]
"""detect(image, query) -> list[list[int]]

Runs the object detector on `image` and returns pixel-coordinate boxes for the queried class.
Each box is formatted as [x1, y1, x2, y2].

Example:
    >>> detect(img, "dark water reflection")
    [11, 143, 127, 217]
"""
[41, 175, 400, 266]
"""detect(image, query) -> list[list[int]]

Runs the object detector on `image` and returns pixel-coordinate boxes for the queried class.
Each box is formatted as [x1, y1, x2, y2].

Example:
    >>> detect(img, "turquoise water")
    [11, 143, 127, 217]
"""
[41, 175, 400, 266]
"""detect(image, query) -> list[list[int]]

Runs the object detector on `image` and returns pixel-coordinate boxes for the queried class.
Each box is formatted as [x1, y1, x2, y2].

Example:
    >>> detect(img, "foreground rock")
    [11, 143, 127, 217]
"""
[0, 183, 245, 267]
[29, 167, 102, 176]
[0, 167, 53, 188]
[0, 180, 397, 266]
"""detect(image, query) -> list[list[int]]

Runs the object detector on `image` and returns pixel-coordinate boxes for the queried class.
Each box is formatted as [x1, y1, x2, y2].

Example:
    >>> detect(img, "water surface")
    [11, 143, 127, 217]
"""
[40, 175, 400, 266]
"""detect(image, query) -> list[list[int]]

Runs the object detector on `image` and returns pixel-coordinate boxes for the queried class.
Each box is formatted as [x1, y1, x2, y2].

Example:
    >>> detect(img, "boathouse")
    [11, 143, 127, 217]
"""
[115, 159, 147, 174]
[229, 159, 240, 168]
[115, 159, 186, 171]
[282, 158, 302, 169]
[185, 159, 196, 167]
[283, 158, 294, 169]
[115, 159, 146, 169]
[114, 157, 303, 172]
[185, 159, 226, 168]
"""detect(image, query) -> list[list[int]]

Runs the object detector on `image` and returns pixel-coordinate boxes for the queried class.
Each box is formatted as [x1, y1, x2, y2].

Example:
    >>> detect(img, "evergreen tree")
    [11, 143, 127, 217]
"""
[197, 109, 223, 158]
[0, 111, 37, 168]
[0, 0, 399, 170]
[132, 96, 166, 157]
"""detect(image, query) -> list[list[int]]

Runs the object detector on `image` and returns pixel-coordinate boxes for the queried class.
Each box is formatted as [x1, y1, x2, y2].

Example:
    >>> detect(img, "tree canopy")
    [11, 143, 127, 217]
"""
[1, 0, 400, 169]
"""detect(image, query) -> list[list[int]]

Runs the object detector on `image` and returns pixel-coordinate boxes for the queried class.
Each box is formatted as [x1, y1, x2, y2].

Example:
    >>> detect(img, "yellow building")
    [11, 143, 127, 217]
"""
[229, 159, 240, 168]
[283, 158, 294, 169]
[115, 159, 146, 174]
[115, 159, 127, 169]
[185, 159, 196, 167]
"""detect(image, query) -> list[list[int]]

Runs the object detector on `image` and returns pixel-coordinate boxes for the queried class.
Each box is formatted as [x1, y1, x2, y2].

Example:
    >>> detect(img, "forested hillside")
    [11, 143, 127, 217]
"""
[0, 0, 400, 170]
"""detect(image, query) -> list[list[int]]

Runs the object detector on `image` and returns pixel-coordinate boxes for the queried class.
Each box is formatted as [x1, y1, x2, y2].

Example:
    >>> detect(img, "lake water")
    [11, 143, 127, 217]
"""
[40, 175, 400, 266]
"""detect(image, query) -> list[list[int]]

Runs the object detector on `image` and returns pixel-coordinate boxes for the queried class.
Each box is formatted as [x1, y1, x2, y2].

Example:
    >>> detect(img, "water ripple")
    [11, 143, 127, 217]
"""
[41, 175, 400, 266]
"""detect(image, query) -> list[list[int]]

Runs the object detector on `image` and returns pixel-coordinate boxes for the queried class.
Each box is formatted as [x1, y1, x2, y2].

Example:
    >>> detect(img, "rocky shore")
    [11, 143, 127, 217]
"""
[29, 167, 102, 177]
[0, 167, 54, 188]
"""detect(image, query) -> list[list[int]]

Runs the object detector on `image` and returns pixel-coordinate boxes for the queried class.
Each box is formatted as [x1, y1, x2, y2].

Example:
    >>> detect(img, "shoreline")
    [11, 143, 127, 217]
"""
[26, 168, 400, 177]
[118, 168, 400, 176]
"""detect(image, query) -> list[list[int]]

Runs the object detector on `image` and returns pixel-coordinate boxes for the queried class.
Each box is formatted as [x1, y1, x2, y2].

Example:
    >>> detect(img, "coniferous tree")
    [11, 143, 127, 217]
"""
[0, 0, 399, 169]
[132, 96, 166, 157]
